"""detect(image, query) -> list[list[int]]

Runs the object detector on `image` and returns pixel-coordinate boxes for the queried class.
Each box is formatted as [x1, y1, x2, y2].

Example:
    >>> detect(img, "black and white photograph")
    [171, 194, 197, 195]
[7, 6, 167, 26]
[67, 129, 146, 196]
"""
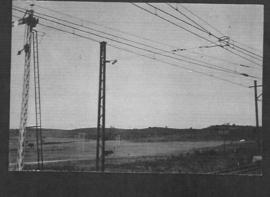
[9, 1, 263, 175]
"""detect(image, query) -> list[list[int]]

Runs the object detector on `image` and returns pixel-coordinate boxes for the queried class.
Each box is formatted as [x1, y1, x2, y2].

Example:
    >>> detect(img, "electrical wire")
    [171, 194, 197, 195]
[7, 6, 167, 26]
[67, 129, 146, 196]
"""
[29, 3, 179, 49]
[166, 3, 211, 35]
[178, 4, 225, 37]
[13, 6, 176, 55]
[23, 4, 262, 69]
[16, 5, 235, 71]
[131, 3, 262, 67]
[131, 3, 216, 46]
[12, 14, 100, 43]
[231, 39, 263, 54]
[228, 44, 262, 60]
[108, 44, 250, 88]
[184, 51, 258, 70]
[174, 3, 263, 58]
[13, 7, 259, 79]
[155, 3, 262, 61]
[12, 13, 251, 88]
[146, 3, 210, 34]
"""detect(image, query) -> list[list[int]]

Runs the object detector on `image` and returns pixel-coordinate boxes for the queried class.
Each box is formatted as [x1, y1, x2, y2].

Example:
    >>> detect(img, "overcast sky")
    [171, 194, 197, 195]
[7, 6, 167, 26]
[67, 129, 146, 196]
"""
[10, 1, 263, 129]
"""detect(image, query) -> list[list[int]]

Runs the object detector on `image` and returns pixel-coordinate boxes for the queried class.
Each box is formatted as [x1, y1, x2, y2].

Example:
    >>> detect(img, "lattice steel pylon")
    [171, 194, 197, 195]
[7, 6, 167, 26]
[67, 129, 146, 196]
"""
[96, 41, 107, 172]
[32, 29, 44, 170]
[16, 9, 39, 171]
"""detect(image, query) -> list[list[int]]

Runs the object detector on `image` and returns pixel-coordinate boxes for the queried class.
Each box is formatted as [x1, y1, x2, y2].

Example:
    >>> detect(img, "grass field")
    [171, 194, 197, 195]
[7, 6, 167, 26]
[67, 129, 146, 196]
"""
[8, 126, 262, 174]
[9, 137, 225, 169]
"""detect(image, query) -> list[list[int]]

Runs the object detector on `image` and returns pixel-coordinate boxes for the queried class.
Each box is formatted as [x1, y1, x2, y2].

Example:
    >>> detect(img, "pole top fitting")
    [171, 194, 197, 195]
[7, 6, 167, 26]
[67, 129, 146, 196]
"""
[20, 10, 39, 28]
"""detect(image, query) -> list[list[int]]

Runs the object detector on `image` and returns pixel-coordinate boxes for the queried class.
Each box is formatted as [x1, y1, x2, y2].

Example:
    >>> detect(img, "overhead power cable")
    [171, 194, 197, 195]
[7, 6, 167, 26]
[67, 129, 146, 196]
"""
[108, 44, 249, 88]
[12, 14, 100, 43]
[36, 3, 262, 59]
[146, 3, 210, 34]
[13, 6, 244, 74]
[177, 3, 225, 37]
[131, 3, 262, 67]
[171, 44, 260, 71]
[185, 51, 258, 70]
[23, 4, 262, 70]
[131, 3, 216, 45]
[13, 6, 178, 55]
[231, 39, 263, 54]
[15, 5, 232, 70]
[29, 3, 179, 49]
[12, 13, 251, 88]
[148, 3, 262, 62]
[166, 3, 211, 35]
[13, 7, 259, 79]
[227, 44, 262, 60]
[37, 3, 250, 56]
[228, 45, 262, 61]
[173, 3, 263, 59]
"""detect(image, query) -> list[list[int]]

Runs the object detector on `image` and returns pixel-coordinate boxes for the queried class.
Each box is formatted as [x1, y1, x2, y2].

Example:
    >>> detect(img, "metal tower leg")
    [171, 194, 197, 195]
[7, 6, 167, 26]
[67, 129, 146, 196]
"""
[32, 30, 44, 170]
[16, 24, 32, 171]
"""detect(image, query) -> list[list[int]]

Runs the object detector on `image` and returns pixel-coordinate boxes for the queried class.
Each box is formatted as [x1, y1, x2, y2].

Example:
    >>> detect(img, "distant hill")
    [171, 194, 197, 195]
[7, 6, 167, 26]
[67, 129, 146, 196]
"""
[9, 125, 260, 142]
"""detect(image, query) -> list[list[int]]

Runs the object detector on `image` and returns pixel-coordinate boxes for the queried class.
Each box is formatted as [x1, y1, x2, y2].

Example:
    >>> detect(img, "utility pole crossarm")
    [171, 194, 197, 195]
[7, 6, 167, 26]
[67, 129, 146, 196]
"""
[249, 84, 262, 88]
